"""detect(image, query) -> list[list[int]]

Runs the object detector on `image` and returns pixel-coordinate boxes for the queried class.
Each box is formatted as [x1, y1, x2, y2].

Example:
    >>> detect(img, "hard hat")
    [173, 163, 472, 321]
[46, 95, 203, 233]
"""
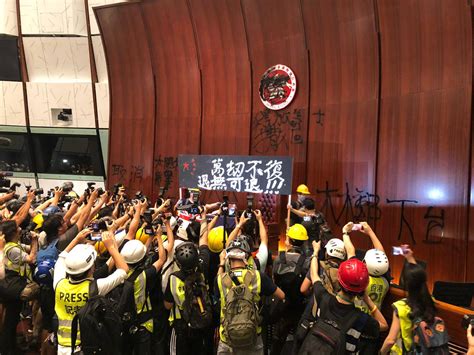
[94, 240, 107, 256]
[32, 213, 44, 230]
[34, 259, 54, 286]
[174, 242, 199, 271]
[136, 227, 151, 245]
[325, 238, 346, 260]
[296, 184, 311, 195]
[188, 188, 200, 192]
[65, 244, 97, 275]
[338, 258, 369, 294]
[208, 226, 227, 253]
[121, 239, 147, 264]
[43, 206, 61, 217]
[226, 239, 251, 261]
[287, 224, 308, 241]
[364, 249, 389, 276]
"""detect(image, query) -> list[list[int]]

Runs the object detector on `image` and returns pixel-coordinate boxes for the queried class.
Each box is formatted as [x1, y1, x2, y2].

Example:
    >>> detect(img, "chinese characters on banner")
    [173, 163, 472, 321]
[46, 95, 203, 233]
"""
[178, 155, 293, 195]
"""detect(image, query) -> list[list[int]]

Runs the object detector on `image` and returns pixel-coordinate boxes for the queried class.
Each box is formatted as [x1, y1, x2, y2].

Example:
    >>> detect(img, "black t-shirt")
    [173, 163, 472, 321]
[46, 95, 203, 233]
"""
[313, 281, 380, 347]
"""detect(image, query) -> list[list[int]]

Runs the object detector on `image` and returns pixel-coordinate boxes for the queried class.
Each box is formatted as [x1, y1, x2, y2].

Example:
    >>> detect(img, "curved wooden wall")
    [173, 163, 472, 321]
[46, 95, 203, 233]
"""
[376, 0, 472, 285]
[302, 0, 379, 252]
[94, 3, 155, 194]
[96, 0, 473, 285]
[241, 0, 309, 187]
[140, 0, 201, 197]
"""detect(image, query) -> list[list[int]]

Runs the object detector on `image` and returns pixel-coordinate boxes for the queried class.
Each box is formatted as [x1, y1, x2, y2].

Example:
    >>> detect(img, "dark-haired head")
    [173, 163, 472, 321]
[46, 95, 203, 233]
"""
[405, 263, 435, 323]
[303, 198, 315, 211]
[42, 214, 66, 244]
[0, 220, 20, 242]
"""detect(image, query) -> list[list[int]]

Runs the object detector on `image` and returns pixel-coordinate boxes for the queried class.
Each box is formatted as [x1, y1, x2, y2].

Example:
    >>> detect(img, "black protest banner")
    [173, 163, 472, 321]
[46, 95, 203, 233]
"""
[178, 155, 293, 195]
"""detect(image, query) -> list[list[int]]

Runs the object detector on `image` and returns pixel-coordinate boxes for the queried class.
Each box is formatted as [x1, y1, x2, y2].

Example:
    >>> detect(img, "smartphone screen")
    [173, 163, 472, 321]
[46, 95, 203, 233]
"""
[90, 232, 102, 241]
[228, 203, 236, 217]
[392, 246, 404, 255]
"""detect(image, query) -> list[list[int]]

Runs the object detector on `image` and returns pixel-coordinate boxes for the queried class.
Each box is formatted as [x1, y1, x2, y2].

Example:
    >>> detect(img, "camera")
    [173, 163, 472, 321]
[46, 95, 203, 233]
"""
[61, 181, 74, 193]
[33, 188, 44, 196]
[0, 177, 10, 188]
[245, 194, 254, 219]
[462, 314, 474, 336]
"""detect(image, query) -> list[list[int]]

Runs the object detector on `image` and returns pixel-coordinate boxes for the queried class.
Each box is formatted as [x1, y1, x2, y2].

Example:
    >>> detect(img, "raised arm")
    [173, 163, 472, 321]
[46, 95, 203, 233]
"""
[226, 213, 249, 247]
[24, 231, 38, 264]
[342, 222, 356, 259]
[50, 187, 63, 207]
[362, 291, 388, 331]
[63, 194, 85, 226]
[0, 191, 15, 205]
[310, 240, 321, 284]
[75, 189, 99, 230]
[152, 231, 166, 271]
[199, 207, 208, 248]
[360, 222, 384, 252]
[254, 210, 267, 246]
[12, 190, 35, 226]
[126, 200, 146, 240]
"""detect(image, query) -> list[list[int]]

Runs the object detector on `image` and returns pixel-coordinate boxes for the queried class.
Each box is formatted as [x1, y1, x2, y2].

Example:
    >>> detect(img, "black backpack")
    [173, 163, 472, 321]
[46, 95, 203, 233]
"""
[171, 270, 213, 330]
[71, 281, 122, 355]
[113, 267, 153, 335]
[273, 251, 308, 306]
[299, 296, 369, 355]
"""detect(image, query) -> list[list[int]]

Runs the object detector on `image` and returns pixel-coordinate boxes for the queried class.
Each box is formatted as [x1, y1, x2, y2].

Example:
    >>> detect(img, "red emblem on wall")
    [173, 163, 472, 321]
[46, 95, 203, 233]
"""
[259, 64, 297, 110]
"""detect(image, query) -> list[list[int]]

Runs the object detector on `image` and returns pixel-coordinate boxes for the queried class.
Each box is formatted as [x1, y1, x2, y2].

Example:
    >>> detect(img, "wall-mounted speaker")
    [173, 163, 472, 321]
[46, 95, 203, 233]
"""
[0, 35, 21, 81]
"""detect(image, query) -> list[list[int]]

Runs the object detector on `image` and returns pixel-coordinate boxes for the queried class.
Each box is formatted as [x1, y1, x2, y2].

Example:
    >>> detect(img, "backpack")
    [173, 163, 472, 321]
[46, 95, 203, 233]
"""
[71, 281, 122, 355]
[35, 240, 59, 286]
[171, 270, 213, 330]
[320, 260, 340, 296]
[114, 267, 153, 335]
[221, 270, 260, 349]
[409, 317, 450, 354]
[299, 295, 369, 355]
[273, 251, 308, 306]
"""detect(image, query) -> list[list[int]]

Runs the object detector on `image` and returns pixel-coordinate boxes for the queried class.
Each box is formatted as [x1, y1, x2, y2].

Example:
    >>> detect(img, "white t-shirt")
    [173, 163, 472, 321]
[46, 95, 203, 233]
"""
[160, 239, 184, 293]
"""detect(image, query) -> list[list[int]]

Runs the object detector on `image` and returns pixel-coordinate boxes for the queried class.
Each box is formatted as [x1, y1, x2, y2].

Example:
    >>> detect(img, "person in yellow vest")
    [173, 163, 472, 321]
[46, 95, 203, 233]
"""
[0, 219, 38, 355]
[163, 212, 211, 355]
[53, 229, 129, 355]
[119, 234, 166, 355]
[380, 247, 436, 354]
[216, 239, 285, 355]
[342, 222, 391, 314]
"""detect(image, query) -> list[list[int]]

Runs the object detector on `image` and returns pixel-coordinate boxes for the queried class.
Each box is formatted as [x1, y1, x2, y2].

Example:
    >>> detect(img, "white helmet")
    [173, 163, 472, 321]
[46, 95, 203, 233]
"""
[65, 244, 97, 275]
[364, 249, 389, 276]
[121, 240, 147, 264]
[325, 238, 346, 260]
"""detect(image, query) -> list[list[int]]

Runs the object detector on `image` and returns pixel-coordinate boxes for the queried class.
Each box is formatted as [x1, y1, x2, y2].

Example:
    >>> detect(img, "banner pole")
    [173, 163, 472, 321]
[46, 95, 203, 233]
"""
[286, 194, 291, 231]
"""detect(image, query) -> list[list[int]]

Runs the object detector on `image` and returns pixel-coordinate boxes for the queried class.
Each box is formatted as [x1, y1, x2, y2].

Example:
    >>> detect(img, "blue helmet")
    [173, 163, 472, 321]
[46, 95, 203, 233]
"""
[34, 259, 55, 286]
[43, 206, 61, 217]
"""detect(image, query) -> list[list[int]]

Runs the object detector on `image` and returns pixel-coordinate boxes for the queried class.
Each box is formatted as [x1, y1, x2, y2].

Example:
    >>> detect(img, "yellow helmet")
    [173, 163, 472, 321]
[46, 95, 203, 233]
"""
[136, 227, 150, 245]
[296, 184, 311, 195]
[94, 240, 107, 256]
[32, 213, 44, 230]
[287, 223, 308, 241]
[208, 226, 227, 253]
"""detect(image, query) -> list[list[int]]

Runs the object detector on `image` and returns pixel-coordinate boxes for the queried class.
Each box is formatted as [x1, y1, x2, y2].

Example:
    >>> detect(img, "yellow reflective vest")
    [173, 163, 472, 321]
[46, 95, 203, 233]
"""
[129, 268, 153, 333]
[355, 275, 389, 313]
[391, 298, 413, 354]
[217, 269, 261, 344]
[55, 278, 92, 347]
[4, 241, 31, 280]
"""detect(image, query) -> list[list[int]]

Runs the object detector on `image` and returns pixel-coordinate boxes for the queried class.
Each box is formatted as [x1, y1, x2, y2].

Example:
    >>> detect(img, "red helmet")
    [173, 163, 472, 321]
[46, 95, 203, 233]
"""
[338, 258, 369, 294]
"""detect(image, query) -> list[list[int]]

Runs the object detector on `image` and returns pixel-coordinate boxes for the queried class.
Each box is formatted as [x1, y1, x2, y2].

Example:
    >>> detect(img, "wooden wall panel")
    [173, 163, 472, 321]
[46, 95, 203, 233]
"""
[302, 0, 379, 249]
[189, 0, 251, 156]
[95, 3, 155, 195]
[376, 0, 472, 286]
[140, 0, 201, 200]
[241, 0, 309, 187]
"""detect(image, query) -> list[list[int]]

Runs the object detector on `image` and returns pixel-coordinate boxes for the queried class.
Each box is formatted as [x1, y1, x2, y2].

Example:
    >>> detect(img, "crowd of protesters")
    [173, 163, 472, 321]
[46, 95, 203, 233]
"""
[0, 180, 471, 355]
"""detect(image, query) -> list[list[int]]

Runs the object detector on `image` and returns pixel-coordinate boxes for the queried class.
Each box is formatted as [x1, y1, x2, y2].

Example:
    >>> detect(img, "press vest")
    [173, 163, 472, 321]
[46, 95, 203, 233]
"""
[217, 268, 261, 343]
[391, 298, 413, 354]
[354, 275, 389, 313]
[129, 268, 153, 333]
[55, 278, 91, 347]
[4, 241, 31, 280]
